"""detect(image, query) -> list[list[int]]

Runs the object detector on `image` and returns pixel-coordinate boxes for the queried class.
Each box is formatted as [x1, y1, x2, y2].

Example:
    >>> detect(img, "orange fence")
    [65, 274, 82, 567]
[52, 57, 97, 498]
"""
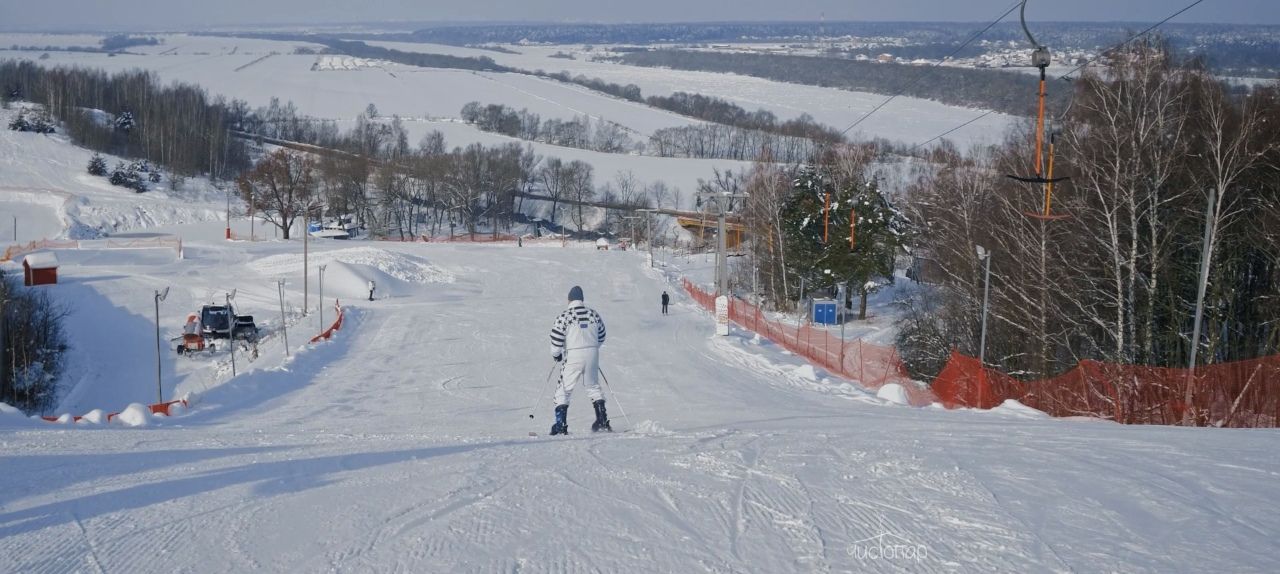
[2, 239, 80, 262]
[3, 236, 184, 262]
[309, 300, 345, 343]
[932, 350, 1280, 427]
[378, 233, 521, 243]
[682, 279, 935, 406]
[41, 399, 189, 424]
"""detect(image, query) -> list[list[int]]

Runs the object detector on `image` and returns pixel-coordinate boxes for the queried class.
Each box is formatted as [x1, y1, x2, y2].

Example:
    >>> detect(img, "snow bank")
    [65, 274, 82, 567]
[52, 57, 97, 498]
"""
[876, 383, 911, 405]
[0, 402, 40, 428]
[792, 364, 818, 381]
[113, 403, 151, 427]
[990, 399, 1050, 419]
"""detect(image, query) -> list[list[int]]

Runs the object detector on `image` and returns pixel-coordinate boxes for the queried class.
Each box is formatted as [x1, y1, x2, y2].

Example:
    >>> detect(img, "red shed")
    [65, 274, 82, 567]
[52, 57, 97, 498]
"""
[23, 252, 59, 286]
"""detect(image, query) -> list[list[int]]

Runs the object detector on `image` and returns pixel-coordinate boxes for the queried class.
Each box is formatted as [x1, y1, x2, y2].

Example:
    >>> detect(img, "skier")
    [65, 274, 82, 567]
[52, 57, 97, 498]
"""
[367, 280, 376, 301]
[661, 291, 670, 315]
[548, 285, 609, 435]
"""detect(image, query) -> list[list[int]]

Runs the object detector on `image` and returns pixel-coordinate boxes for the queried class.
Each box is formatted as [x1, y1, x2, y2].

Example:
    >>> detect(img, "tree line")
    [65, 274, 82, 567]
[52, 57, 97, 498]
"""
[0, 60, 251, 180]
[893, 39, 1280, 383]
[460, 101, 636, 153]
[235, 108, 678, 243]
[617, 49, 1066, 117]
[0, 271, 68, 414]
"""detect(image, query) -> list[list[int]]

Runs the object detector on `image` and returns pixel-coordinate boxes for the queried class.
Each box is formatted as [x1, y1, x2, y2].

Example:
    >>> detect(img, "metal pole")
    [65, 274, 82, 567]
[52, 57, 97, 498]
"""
[1184, 187, 1217, 425]
[1, 294, 7, 402]
[527, 363, 560, 420]
[303, 209, 309, 315]
[646, 211, 653, 267]
[717, 209, 728, 296]
[277, 280, 290, 356]
[154, 291, 162, 403]
[979, 252, 992, 365]
[225, 186, 231, 240]
[598, 368, 632, 430]
[318, 265, 327, 331]
[227, 292, 237, 377]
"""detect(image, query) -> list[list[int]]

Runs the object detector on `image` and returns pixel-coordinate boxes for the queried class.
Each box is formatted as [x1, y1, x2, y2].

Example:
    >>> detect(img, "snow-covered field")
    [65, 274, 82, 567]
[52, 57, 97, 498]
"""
[366, 41, 1016, 147]
[2, 32, 1278, 573]
[0, 36, 751, 196]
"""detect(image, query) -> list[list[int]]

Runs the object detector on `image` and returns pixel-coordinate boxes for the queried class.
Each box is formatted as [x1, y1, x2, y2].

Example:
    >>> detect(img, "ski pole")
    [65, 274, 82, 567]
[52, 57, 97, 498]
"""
[598, 368, 632, 430]
[528, 363, 559, 419]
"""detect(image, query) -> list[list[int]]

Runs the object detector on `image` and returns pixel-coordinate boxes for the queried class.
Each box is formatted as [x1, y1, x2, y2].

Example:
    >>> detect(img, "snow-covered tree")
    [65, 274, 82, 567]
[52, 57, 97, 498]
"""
[782, 166, 906, 319]
[87, 154, 108, 176]
[114, 111, 134, 133]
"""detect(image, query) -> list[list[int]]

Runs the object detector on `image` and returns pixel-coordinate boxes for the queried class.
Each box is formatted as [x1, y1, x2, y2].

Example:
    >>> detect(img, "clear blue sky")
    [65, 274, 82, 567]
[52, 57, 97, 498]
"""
[1, 0, 1274, 31]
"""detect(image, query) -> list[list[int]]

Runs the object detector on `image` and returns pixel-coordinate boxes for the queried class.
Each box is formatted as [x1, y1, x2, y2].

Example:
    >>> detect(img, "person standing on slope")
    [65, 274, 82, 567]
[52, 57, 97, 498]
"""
[661, 291, 670, 315]
[548, 285, 609, 435]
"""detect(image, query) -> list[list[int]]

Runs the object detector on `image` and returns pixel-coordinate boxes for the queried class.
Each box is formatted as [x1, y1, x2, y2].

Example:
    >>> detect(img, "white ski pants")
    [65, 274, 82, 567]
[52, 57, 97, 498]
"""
[555, 348, 602, 406]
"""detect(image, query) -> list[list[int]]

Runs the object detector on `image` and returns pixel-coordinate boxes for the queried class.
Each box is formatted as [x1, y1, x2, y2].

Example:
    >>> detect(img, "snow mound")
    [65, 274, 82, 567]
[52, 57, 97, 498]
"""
[876, 383, 911, 405]
[80, 409, 107, 424]
[0, 402, 38, 428]
[792, 364, 818, 381]
[249, 247, 453, 285]
[113, 403, 151, 427]
[630, 420, 672, 436]
[990, 399, 1050, 419]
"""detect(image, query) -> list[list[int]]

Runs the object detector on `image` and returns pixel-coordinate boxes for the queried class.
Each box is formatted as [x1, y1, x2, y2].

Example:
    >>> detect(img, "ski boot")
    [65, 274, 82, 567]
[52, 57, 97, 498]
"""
[550, 404, 569, 436]
[591, 400, 612, 432]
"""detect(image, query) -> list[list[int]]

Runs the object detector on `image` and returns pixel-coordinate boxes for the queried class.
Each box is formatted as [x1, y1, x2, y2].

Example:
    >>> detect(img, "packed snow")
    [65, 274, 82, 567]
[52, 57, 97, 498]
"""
[3, 238, 1278, 572]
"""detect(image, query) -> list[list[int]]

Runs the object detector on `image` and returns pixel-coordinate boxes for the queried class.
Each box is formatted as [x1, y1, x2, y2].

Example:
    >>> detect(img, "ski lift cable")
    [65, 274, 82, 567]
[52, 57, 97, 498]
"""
[837, 1, 1023, 139]
[910, 0, 1209, 152]
[1056, 0, 1207, 81]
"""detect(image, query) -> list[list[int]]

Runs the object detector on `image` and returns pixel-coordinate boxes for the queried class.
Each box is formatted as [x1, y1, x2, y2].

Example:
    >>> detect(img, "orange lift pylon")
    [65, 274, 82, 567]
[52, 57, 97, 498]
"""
[1006, 0, 1070, 220]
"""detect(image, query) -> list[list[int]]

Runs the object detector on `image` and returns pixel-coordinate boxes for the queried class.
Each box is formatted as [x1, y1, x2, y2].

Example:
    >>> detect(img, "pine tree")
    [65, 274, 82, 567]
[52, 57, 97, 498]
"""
[87, 154, 108, 176]
[114, 111, 134, 133]
[781, 166, 906, 319]
[7, 111, 29, 131]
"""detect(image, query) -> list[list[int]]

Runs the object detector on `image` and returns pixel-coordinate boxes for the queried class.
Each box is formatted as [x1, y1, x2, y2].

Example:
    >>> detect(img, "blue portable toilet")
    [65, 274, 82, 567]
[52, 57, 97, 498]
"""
[812, 298, 838, 325]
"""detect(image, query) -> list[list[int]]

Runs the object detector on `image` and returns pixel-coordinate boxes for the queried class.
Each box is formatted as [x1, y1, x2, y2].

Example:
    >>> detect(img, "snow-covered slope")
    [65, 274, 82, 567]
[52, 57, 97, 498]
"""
[0, 106, 229, 239]
[2, 238, 1277, 573]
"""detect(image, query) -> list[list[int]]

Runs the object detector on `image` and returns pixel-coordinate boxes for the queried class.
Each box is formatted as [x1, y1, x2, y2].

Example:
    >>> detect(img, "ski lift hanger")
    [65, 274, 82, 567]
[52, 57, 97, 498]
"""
[1006, 0, 1071, 220]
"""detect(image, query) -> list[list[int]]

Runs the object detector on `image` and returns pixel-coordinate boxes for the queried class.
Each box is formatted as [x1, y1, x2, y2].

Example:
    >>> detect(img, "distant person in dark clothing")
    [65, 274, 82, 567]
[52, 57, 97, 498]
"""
[661, 291, 670, 315]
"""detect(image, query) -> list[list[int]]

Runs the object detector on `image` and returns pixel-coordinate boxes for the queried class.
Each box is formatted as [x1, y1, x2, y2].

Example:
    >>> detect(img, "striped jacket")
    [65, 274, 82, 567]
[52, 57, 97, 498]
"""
[550, 301, 606, 355]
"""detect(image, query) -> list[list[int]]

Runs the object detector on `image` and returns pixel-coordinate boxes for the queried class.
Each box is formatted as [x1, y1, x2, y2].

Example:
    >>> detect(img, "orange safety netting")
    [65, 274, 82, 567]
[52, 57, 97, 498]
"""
[682, 279, 936, 406]
[310, 300, 345, 343]
[2, 239, 80, 262]
[932, 350, 1280, 427]
[40, 399, 190, 424]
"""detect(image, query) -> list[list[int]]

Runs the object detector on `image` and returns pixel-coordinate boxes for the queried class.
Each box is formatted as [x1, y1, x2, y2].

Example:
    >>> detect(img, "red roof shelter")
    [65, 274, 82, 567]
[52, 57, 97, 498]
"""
[23, 252, 58, 286]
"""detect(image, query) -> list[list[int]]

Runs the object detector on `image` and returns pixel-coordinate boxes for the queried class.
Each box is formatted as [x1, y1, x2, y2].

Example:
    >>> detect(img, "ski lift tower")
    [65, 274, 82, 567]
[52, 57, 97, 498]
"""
[637, 208, 659, 268]
[697, 190, 747, 297]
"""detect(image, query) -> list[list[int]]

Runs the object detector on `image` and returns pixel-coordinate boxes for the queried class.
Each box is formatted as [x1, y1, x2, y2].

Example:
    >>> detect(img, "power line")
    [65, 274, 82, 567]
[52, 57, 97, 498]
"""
[909, 0, 1209, 151]
[838, 1, 1023, 139]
